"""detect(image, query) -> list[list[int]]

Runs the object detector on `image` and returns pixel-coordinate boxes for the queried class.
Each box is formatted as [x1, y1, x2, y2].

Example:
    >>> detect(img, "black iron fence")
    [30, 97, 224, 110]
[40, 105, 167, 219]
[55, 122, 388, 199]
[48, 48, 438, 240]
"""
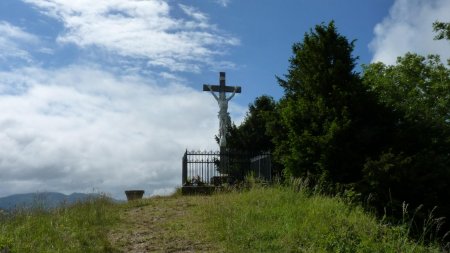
[182, 150, 272, 186]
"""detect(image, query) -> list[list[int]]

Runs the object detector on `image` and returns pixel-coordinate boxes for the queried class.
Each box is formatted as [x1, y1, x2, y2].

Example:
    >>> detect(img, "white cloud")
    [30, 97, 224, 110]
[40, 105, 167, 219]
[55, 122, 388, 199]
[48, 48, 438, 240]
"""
[0, 21, 38, 64]
[215, 0, 230, 7]
[179, 4, 209, 23]
[0, 66, 244, 199]
[23, 0, 239, 72]
[369, 0, 450, 65]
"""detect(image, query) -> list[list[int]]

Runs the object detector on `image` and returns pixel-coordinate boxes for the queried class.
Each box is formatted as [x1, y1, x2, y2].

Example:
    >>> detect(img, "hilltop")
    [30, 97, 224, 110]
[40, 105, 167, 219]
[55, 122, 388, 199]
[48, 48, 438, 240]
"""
[1, 185, 445, 252]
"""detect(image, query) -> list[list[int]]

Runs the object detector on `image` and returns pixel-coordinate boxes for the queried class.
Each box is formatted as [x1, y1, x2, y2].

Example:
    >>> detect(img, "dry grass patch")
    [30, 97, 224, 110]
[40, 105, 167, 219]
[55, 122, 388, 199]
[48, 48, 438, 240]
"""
[109, 195, 220, 253]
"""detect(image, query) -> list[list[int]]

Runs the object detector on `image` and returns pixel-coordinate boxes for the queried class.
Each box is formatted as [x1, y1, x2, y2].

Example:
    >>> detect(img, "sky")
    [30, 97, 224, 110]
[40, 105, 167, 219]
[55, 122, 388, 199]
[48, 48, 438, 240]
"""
[0, 0, 449, 199]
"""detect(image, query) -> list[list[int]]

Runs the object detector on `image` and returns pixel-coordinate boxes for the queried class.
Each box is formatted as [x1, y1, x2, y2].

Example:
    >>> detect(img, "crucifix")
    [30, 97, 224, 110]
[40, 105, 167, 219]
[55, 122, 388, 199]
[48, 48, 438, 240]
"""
[203, 72, 242, 149]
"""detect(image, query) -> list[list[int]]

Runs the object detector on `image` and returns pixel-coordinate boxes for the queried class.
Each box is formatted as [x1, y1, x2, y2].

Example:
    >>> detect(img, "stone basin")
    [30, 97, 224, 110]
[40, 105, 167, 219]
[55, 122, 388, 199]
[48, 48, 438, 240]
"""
[125, 190, 145, 201]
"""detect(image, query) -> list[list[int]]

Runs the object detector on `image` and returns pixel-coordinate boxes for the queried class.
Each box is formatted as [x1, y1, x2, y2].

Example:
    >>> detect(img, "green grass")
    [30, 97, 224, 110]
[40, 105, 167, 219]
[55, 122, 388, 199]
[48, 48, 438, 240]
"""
[0, 195, 119, 253]
[0, 186, 444, 252]
[191, 185, 442, 252]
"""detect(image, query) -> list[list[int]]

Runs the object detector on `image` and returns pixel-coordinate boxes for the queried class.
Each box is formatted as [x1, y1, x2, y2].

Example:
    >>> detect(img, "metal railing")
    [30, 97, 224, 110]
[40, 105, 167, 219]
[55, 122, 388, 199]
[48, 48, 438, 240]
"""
[182, 150, 272, 186]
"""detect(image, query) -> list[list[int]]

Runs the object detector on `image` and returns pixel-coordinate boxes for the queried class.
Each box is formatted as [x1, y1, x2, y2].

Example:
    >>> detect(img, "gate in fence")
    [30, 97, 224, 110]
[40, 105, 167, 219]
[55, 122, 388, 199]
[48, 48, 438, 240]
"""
[182, 150, 272, 186]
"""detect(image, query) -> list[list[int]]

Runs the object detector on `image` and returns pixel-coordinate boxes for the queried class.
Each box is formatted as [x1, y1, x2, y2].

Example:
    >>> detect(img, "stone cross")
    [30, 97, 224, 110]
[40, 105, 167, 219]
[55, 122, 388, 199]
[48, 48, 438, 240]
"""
[203, 72, 241, 149]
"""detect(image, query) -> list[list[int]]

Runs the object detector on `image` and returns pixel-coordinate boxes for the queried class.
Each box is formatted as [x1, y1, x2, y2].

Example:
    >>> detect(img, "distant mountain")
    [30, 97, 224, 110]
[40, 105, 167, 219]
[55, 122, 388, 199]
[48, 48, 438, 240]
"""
[0, 192, 102, 211]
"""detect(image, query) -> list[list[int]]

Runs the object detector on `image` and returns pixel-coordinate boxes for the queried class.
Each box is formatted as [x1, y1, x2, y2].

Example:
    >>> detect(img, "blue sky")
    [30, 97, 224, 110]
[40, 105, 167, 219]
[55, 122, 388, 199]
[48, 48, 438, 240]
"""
[0, 0, 449, 199]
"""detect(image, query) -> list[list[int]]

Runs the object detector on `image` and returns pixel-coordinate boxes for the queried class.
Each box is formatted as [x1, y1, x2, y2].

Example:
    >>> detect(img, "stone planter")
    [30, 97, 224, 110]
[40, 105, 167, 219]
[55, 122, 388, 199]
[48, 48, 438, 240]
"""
[125, 190, 145, 201]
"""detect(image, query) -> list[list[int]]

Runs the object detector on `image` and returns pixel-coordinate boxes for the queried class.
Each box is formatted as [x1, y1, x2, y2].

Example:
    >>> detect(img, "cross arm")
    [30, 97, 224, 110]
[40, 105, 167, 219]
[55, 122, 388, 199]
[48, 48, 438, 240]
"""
[203, 84, 241, 93]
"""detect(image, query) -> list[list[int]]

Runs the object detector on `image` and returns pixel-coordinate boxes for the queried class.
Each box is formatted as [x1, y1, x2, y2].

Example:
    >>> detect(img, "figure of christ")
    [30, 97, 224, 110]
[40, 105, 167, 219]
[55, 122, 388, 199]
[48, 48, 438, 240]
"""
[207, 85, 238, 147]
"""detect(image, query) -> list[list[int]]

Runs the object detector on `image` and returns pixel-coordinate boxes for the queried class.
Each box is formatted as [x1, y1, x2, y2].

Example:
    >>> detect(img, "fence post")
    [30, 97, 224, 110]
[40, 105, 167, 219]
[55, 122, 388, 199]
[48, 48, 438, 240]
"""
[182, 150, 187, 185]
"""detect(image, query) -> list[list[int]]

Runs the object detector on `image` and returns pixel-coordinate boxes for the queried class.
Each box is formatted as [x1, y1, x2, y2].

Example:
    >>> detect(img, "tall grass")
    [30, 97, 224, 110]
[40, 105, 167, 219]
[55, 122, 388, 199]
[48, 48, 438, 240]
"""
[0, 195, 118, 253]
[193, 182, 443, 252]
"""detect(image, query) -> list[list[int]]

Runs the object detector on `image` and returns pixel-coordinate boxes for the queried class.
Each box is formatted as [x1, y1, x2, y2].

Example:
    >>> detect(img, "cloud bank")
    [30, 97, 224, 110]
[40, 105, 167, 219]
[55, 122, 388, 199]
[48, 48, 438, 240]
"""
[0, 66, 225, 198]
[370, 0, 450, 64]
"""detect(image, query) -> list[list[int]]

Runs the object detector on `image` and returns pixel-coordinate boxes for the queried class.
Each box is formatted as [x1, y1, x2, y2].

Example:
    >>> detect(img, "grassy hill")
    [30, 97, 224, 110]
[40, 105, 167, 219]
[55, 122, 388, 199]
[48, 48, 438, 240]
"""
[0, 185, 445, 252]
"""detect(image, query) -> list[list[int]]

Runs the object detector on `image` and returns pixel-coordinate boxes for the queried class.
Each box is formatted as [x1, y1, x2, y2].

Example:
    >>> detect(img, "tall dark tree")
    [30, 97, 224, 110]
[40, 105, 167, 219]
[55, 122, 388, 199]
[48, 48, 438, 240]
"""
[275, 21, 391, 183]
[227, 95, 276, 153]
[225, 95, 281, 179]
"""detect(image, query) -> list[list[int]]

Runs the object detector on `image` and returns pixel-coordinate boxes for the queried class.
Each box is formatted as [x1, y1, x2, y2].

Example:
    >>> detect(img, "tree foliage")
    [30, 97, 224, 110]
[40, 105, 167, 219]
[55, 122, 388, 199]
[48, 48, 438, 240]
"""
[227, 95, 276, 153]
[274, 22, 392, 184]
[228, 96, 276, 153]
[433, 21, 450, 40]
[362, 53, 450, 221]
[364, 53, 450, 124]
[226, 95, 281, 178]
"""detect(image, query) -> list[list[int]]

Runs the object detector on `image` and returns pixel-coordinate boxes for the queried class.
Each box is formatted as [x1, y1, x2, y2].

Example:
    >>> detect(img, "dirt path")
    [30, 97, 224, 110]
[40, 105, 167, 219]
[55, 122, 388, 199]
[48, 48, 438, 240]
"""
[108, 196, 218, 253]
